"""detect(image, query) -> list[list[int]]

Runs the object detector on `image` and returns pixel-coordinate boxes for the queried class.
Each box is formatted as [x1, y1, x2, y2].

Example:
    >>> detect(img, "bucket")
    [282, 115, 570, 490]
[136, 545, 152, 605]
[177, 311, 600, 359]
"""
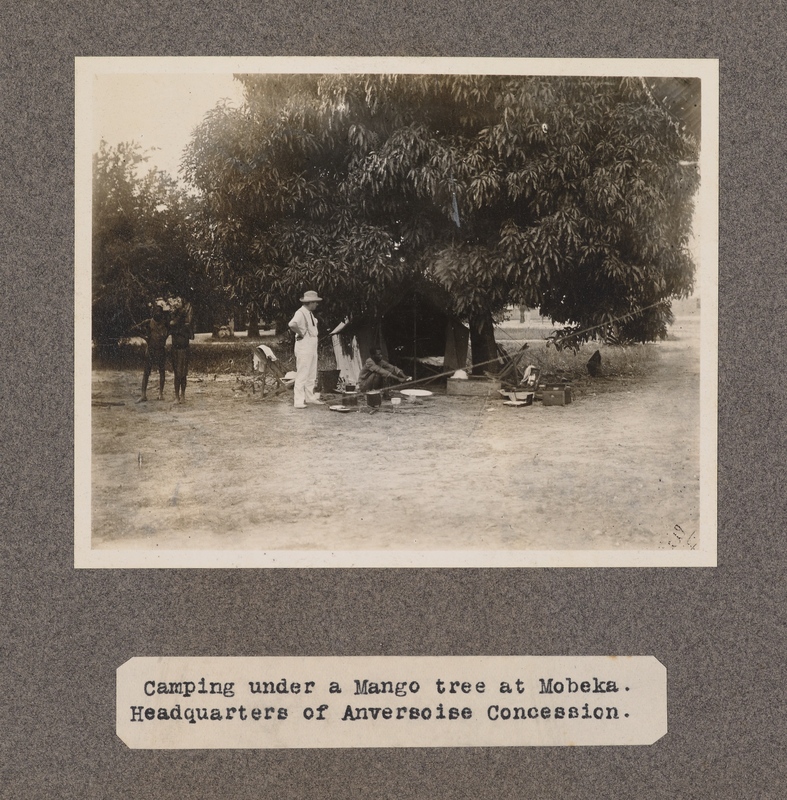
[318, 369, 341, 394]
[366, 391, 382, 408]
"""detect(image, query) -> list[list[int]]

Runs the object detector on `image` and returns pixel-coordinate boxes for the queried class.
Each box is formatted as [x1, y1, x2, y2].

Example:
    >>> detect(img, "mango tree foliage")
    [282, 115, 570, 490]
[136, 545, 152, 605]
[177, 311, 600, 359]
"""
[182, 74, 699, 360]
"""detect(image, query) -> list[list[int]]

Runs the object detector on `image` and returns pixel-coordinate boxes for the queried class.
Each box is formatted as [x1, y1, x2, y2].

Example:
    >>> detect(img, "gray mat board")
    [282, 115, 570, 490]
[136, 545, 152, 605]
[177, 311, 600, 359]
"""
[2, 0, 786, 797]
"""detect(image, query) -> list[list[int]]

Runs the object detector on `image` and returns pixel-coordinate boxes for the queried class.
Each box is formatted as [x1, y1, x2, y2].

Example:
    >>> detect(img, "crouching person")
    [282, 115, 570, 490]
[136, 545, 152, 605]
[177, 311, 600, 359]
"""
[358, 348, 411, 392]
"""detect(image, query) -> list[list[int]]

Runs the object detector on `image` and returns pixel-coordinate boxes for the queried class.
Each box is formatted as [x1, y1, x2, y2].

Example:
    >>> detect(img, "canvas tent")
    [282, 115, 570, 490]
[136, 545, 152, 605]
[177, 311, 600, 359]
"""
[330, 283, 470, 385]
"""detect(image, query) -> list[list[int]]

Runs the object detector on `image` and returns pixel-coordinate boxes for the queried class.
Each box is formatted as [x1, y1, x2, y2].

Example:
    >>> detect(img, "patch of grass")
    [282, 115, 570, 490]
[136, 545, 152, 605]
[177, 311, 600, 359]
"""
[495, 325, 558, 341]
[497, 338, 661, 391]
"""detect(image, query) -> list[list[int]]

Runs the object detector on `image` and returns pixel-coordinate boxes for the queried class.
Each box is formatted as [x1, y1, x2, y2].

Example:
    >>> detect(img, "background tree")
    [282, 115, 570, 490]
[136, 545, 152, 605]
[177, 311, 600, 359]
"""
[92, 140, 204, 344]
[182, 74, 700, 367]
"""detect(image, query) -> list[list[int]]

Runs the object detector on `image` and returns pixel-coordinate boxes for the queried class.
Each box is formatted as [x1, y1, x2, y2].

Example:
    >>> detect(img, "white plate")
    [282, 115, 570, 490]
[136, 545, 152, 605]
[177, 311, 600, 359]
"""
[400, 388, 433, 398]
[329, 405, 356, 412]
[502, 400, 529, 407]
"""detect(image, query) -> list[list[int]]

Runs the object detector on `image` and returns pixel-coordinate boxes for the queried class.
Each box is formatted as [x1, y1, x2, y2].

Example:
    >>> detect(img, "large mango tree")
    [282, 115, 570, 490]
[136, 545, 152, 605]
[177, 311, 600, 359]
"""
[183, 73, 700, 367]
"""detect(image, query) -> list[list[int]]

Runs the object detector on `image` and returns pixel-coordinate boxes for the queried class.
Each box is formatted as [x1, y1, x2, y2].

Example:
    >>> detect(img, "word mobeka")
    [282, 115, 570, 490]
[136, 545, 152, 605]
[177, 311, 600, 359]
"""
[539, 677, 620, 694]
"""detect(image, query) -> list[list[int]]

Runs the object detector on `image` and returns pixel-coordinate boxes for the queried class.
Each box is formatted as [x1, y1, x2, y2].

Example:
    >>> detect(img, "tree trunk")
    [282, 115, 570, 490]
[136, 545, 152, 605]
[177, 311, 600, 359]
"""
[468, 310, 500, 374]
[246, 308, 261, 340]
[233, 307, 245, 333]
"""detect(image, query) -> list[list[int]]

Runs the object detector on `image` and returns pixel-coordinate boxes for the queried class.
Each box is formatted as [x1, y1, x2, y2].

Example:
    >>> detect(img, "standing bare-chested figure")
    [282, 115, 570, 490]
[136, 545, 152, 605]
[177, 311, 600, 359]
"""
[168, 295, 194, 403]
[137, 299, 170, 402]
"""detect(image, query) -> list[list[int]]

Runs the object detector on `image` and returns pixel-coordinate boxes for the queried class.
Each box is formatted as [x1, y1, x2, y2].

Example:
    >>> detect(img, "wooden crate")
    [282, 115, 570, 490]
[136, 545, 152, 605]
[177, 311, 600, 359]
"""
[542, 387, 573, 406]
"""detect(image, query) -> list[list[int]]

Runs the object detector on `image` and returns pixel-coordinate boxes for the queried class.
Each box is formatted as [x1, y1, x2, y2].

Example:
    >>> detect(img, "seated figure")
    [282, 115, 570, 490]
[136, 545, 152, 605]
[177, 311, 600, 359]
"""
[358, 348, 411, 392]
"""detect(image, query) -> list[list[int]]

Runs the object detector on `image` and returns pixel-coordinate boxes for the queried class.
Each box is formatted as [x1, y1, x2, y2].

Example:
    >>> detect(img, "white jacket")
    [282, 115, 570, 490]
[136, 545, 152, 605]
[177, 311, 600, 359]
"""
[288, 306, 319, 340]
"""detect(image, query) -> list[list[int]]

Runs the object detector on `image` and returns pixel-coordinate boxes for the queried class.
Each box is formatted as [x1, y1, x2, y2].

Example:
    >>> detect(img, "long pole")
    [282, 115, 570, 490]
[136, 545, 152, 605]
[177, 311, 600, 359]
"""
[258, 351, 508, 402]
[382, 353, 507, 394]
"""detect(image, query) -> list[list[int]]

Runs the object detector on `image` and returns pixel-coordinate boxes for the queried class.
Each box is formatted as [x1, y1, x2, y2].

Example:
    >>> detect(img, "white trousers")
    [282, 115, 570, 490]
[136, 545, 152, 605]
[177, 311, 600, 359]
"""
[293, 336, 319, 406]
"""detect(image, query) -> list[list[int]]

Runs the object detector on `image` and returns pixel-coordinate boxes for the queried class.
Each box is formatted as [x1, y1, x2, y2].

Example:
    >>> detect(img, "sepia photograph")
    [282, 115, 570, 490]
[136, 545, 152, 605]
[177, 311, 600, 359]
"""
[75, 57, 718, 568]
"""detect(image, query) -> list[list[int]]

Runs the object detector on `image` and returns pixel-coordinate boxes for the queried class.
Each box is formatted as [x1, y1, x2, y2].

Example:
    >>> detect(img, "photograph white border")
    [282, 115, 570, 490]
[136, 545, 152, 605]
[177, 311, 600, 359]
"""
[75, 56, 718, 568]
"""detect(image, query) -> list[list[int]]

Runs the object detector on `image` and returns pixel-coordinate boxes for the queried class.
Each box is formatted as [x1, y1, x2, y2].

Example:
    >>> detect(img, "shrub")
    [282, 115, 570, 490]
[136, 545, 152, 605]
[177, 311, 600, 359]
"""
[92, 339, 295, 375]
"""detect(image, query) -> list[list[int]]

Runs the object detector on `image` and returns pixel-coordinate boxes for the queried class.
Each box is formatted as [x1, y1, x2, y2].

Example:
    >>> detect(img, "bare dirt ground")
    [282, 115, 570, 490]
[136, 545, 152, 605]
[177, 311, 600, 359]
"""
[90, 316, 700, 553]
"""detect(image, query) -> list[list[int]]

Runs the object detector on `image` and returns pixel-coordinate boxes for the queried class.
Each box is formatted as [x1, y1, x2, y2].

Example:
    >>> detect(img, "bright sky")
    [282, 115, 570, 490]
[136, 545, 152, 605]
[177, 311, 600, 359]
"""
[93, 73, 245, 181]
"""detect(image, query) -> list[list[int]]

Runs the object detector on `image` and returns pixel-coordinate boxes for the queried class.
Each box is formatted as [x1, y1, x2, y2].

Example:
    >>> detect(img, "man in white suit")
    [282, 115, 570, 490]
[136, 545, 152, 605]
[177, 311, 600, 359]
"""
[288, 290, 325, 409]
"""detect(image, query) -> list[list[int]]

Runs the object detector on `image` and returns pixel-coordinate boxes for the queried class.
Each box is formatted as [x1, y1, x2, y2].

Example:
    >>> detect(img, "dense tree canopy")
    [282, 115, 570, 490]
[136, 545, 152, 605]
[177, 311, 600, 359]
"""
[181, 74, 699, 358]
[92, 141, 203, 344]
